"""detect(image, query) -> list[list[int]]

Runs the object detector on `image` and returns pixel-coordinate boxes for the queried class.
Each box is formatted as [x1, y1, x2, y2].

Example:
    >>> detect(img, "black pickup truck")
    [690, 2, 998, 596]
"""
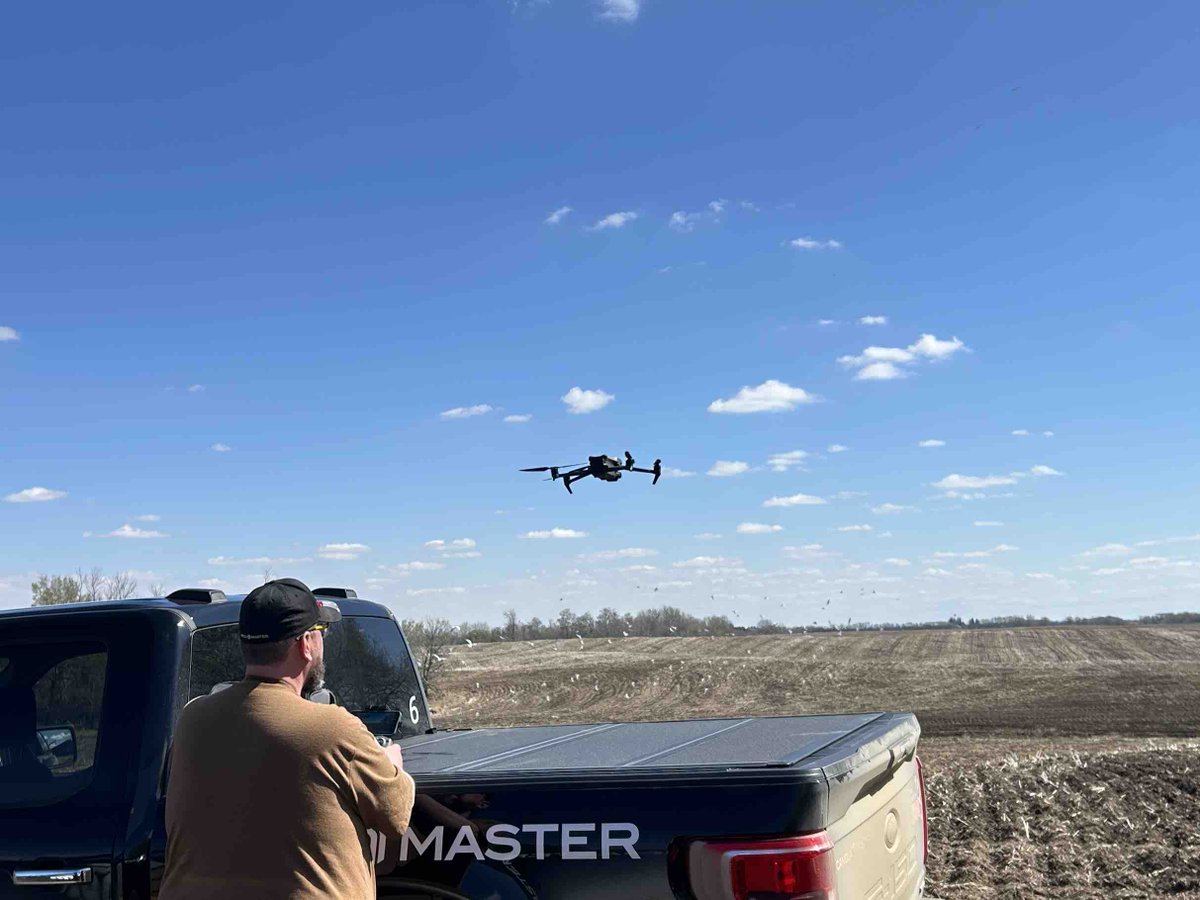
[0, 591, 927, 900]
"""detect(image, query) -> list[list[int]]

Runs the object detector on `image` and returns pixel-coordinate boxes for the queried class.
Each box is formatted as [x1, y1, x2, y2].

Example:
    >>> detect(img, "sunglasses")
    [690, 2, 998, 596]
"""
[296, 622, 330, 641]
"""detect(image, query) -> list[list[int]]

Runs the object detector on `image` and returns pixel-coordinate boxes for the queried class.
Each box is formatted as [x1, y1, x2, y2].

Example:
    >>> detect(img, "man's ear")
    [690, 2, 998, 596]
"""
[298, 631, 316, 664]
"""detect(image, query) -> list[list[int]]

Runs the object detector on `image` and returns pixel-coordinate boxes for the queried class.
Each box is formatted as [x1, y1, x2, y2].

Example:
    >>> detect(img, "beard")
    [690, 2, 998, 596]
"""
[302, 657, 326, 698]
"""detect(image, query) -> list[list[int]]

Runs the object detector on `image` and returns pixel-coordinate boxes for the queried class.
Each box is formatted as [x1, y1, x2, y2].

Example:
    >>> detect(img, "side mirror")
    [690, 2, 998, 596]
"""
[36, 725, 78, 769]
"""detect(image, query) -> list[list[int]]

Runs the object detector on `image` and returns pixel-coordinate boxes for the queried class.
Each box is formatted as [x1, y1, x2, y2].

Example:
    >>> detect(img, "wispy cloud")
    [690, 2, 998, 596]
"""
[660, 466, 696, 478]
[839, 334, 967, 381]
[884, 557, 912, 566]
[562, 386, 614, 414]
[104, 523, 168, 539]
[317, 542, 371, 560]
[737, 522, 783, 534]
[694, 532, 722, 540]
[789, 237, 842, 250]
[673, 556, 743, 569]
[579, 547, 658, 561]
[708, 380, 818, 414]
[767, 450, 808, 472]
[1011, 429, 1031, 436]
[1078, 543, 1132, 558]
[503, 414, 532, 423]
[522, 528, 588, 539]
[589, 211, 638, 230]
[827, 444, 848, 453]
[974, 521, 1004, 527]
[668, 200, 726, 232]
[4, 486, 67, 503]
[136, 514, 161, 522]
[763, 493, 827, 508]
[707, 460, 749, 477]
[918, 439, 946, 448]
[544, 206, 572, 225]
[871, 503, 913, 515]
[932, 473, 1018, 491]
[859, 315, 887, 325]
[208, 555, 311, 566]
[187, 384, 205, 393]
[424, 538, 476, 550]
[931, 544, 1018, 559]
[836, 524, 873, 532]
[597, 0, 640, 22]
[0, 326, 19, 342]
[407, 586, 466, 597]
[210, 443, 232, 452]
[440, 404, 493, 419]
[381, 561, 446, 576]
[1029, 464, 1064, 477]
[817, 319, 839, 326]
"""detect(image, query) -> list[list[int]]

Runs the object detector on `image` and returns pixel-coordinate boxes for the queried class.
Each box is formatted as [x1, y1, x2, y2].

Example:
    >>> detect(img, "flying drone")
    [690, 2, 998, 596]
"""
[521, 452, 662, 494]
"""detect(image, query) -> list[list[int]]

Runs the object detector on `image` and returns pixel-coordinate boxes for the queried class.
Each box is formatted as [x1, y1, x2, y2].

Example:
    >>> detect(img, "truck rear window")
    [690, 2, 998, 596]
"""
[0, 642, 107, 807]
[189, 616, 429, 736]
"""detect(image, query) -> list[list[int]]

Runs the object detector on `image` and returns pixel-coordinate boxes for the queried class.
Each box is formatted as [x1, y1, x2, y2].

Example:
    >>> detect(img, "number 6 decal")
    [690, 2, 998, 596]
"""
[409, 695, 419, 725]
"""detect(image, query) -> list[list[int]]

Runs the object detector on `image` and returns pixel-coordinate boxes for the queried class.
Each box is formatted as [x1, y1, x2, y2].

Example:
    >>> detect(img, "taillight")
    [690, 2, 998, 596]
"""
[687, 832, 837, 900]
[916, 755, 929, 864]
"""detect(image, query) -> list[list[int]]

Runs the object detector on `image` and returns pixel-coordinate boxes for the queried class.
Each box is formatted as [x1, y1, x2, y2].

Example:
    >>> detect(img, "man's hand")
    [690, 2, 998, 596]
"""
[384, 742, 404, 771]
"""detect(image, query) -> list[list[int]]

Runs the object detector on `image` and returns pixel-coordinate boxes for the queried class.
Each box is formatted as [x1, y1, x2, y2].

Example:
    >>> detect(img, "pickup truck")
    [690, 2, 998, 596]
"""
[0, 589, 927, 900]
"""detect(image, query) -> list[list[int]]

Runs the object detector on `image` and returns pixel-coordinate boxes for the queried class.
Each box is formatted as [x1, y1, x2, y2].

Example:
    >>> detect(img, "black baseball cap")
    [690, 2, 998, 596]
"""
[239, 577, 342, 643]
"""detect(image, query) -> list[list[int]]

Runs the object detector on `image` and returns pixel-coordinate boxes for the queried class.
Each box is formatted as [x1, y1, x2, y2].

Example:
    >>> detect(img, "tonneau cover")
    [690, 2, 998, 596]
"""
[402, 713, 882, 775]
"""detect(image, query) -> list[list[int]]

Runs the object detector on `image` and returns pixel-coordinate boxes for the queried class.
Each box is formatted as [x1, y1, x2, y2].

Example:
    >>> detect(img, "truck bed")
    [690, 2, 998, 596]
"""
[401, 712, 885, 778]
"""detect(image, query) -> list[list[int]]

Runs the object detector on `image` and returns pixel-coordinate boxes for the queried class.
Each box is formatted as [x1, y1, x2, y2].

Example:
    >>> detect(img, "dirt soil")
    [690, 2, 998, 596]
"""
[428, 626, 1200, 898]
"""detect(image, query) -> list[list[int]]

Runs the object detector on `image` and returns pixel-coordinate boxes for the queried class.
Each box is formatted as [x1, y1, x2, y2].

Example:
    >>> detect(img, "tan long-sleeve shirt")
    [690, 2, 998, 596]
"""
[161, 677, 415, 900]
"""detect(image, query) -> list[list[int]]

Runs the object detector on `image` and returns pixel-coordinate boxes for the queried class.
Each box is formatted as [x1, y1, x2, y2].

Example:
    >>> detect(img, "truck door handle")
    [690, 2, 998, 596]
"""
[12, 868, 94, 886]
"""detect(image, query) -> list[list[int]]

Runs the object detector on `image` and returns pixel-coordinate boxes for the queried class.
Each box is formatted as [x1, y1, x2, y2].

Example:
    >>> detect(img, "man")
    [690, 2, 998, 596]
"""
[161, 578, 416, 899]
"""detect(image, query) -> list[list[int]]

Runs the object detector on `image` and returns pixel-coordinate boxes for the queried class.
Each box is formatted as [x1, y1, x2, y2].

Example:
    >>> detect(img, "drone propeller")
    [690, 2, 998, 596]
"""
[520, 464, 584, 473]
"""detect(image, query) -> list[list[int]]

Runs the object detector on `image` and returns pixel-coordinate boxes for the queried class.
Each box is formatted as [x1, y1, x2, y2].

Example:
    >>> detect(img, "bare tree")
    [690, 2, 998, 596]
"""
[105, 571, 138, 600]
[402, 617, 456, 692]
[149, 581, 166, 598]
[76, 567, 105, 603]
[261, 566, 274, 585]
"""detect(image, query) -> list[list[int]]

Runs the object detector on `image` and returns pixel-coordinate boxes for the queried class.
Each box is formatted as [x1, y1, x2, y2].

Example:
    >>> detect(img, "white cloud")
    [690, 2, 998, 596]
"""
[668, 200, 726, 232]
[673, 556, 742, 569]
[932, 473, 1018, 491]
[836, 524, 873, 532]
[522, 528, 588, 539]
[1043, 431, 1055, 437]
[4, 486, 67, 503]
[855, 362, 908, 381]
[503, 414, 532, 423]
[317, 542, 371, 560]
[660, 466, 696, 478]
[708, 460, 750, 477]
[918, 439, 946, 448]
[737, 522, 784, 534]
[1129, 556, 1170, 568]
[424, 538, 476, 550]
[622, 564, 657, 572]
[1078, 543, 1133, 558]
[817, 319, 838, 326]
[106, 523, 168, 539]
[974, 521, 1004, 527]
[440, 404, 493, 419]
[211, 443, 232, 452]
[0, 326, 19, 342]
[833, 490, 868, 500]
[763, 493, 827, 508]
[381, 561, 446, 575]
[544, 206, 572, 225]
[1093, 567, 1127, 577]
[207, 555, 310, 566]
[859, 316, 887, 325]
[884, 558, 911, 566]
[589, 211, 638, 230]
[1025, 572, 1056, 580]
[789, 237, 842, 250]
[827, 444, 848, 453]
[441, 550, 482, 559]
[1135, 534, 1200, 547]
[694, 532, 722, 540]
[708, 380, 818, 414]
[406, 587, 466, 597]
[597, 0, 640, 22]
[932, 544, 1019, 559]
[1029, 464, 1064, 477]
[579, 547, 658, 561]
[187, 384, 205, 393]
[840, 334, 967, 381]
[767, 450, 808, 472]
[782, 543, 829, 558]
[871, 503, 913, 515]
[1011, 429, 1031, 436]
[136, 514, 161, 522]
[562, 387, 614, 414]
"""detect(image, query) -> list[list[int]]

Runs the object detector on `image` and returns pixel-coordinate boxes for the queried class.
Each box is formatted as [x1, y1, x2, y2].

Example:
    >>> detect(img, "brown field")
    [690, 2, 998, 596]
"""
[430, 625, 1200, 899]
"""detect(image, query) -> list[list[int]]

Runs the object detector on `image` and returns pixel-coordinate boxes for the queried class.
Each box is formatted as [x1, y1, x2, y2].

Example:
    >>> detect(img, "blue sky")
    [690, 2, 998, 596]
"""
[3, 1, 1199, 623]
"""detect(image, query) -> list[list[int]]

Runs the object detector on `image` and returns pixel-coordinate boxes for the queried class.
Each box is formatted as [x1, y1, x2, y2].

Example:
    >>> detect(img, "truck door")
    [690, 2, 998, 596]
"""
[0, 611, 162, 900]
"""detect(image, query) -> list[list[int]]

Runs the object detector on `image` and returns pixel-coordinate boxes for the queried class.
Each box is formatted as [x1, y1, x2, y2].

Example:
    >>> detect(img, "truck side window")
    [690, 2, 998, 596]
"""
[0, 643, 107, 807]
[189, 618, 428, 737]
